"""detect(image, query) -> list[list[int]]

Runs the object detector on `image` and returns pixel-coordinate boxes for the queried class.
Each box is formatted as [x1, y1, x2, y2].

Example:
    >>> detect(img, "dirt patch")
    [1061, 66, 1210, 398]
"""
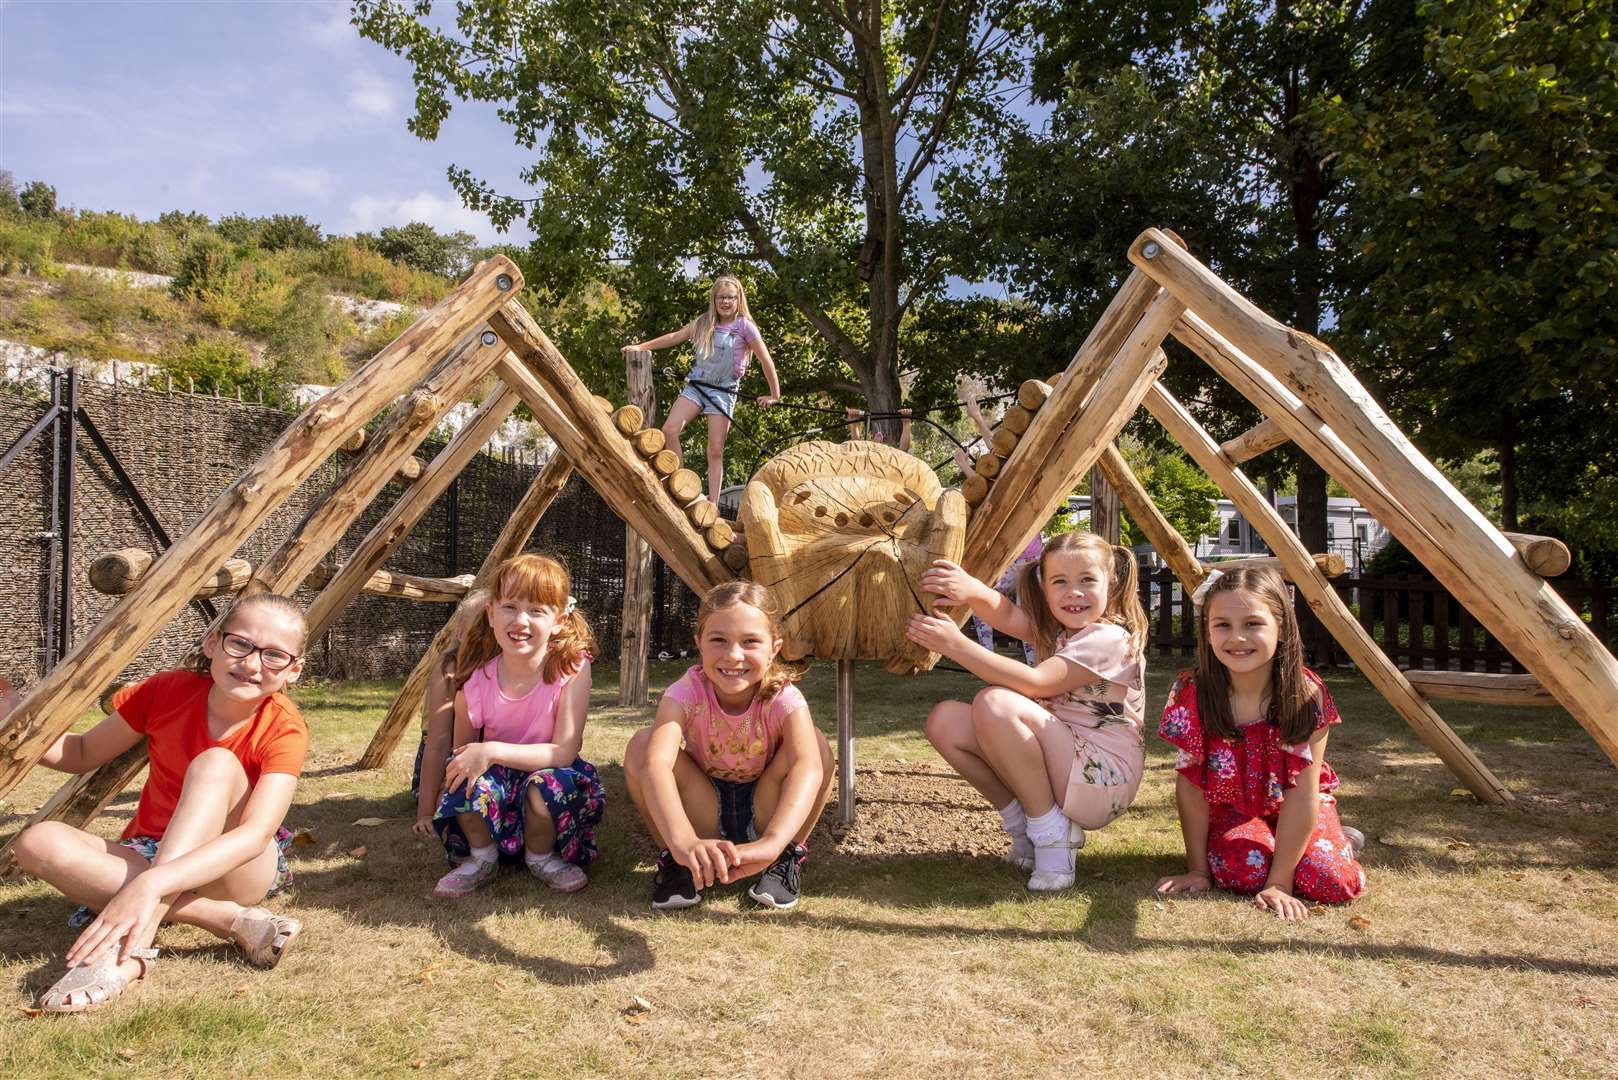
[813, 760, 1007, 860]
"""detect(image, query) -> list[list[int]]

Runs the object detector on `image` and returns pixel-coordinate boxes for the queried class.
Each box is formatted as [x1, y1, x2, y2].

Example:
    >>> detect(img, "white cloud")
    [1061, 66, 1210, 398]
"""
[347, 71, 397, 119]
[268, 166, 338, 199]
[304, 5, 358, 50]
[344, 191, 500, 242]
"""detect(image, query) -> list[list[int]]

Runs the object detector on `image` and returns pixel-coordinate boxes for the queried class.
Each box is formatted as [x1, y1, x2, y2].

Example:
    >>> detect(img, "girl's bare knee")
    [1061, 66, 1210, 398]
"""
[924, 701, 965, 748]
[623, 728, 651, 780]
[13, 822, 66, 875]
[185, 745, 247, 781]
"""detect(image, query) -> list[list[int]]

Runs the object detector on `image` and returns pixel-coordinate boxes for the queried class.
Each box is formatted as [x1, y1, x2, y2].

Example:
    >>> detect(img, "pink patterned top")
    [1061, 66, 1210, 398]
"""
[462, 656, 577, 745]
[664, 665, 808, 782]
[1038, 622, 1146, 747]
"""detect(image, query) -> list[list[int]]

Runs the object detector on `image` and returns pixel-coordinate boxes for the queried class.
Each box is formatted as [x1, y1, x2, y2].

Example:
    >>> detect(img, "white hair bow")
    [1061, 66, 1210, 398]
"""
[563, 595, 578, 617]
[1190, 569, 1224, 607]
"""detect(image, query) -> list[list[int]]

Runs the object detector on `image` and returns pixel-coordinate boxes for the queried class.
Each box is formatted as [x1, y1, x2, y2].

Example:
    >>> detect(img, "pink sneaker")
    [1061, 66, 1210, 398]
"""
[434, 857, 498, 897]
[527, 853, 587, 892]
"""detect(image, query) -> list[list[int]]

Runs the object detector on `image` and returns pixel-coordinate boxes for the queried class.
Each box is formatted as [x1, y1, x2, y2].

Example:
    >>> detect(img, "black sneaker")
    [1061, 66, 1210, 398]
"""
[748, 843, 806, 910]
[651, 849, 701, 910]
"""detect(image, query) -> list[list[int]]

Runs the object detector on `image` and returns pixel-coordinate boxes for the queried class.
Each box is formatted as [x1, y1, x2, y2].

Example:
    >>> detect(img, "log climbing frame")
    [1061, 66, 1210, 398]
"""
[5, 228, 1618, 869]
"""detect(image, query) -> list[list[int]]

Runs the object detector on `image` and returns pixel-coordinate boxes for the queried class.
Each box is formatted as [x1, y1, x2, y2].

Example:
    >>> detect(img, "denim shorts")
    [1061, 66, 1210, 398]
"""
[710, 776, 758, 844]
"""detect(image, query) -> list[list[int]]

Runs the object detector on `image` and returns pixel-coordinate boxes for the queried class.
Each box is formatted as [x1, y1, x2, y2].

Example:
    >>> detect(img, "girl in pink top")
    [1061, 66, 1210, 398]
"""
[625, 582, 832, 911]
[430, 555, 606, 898]
[907, 532, 1150, 892]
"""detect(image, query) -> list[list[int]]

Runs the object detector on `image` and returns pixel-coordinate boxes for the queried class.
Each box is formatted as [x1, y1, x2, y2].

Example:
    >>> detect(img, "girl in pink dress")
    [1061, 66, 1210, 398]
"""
[430, 555, 605, 898]
[907, 532, 1150, 892]
[624, 582, 833, 911]
[1155, 565, 1365, 918]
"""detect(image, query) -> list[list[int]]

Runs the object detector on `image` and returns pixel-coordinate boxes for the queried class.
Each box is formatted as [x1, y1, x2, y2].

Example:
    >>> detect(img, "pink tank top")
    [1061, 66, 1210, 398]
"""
[462, 656, 573, 744]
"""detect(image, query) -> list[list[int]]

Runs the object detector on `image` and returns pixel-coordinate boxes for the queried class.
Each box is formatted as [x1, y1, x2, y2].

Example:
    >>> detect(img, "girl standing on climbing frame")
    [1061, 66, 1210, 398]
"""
[622, 275, 781, 504]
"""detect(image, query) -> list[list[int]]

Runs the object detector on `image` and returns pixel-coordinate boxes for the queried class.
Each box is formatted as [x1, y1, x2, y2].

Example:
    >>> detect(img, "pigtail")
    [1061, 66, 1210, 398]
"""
[1104, 544, 1149, 660]
[543, 607, 599, 685]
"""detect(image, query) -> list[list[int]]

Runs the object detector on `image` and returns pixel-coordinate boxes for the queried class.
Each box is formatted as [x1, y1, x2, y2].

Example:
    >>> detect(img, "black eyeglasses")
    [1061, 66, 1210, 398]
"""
[220, 632, 299, 672]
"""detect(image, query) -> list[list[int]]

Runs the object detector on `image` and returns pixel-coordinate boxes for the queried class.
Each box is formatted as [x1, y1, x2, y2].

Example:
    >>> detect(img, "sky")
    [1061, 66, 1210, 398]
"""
[0, 0, 533, 244]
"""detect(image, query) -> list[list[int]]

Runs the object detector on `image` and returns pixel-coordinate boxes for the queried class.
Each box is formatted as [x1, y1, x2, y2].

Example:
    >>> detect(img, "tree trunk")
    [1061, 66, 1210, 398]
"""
[850, 18, 905, 445]
[1499, 414, 1519, 531]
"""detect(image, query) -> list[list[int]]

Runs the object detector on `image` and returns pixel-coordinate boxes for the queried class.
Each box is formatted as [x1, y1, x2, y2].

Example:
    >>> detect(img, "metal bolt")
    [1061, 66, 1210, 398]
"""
[496, 273, 514, 291]
[481, 330, 497, 346]
[1141, 241, 1160, 259]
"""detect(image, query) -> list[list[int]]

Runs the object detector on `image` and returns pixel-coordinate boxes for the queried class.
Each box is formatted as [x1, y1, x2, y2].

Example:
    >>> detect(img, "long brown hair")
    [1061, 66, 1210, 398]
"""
[438, 587, 490, 682]
[454, 555, 596, 686]
[1017, 532, 1148, 662]
[1191, 565, 1314, 744]
[690, 275, 753, 359]
[187, 592, 307, 675]
[694, 581, 804, 704]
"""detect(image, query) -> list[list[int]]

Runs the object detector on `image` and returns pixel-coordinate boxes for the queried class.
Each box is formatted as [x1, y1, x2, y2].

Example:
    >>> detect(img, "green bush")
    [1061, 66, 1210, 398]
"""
[265, 278, 350, 384]
[0, 215, 56, 274]
[19, 180, 56, 219]
[158, 335, 288, 406]
[258, 214, 325, 252]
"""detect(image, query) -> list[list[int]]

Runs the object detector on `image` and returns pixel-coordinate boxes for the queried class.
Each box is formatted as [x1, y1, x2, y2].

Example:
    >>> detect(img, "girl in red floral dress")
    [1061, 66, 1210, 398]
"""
[1154, 565, 1365, 918]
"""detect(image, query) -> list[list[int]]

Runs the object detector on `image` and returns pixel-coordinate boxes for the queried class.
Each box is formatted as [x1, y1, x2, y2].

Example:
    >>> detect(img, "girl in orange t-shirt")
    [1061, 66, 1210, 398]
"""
[17, 593, 310, 1013]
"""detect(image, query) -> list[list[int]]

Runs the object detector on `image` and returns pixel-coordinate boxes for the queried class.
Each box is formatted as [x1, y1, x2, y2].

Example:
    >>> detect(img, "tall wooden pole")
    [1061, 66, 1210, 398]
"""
[1088, 465, 1121, 544]
[620, 348, 655, 706]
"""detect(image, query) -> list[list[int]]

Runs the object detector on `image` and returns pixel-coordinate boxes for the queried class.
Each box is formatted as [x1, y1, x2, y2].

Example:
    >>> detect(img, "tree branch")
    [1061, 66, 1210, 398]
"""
[893, 0, 952, 126]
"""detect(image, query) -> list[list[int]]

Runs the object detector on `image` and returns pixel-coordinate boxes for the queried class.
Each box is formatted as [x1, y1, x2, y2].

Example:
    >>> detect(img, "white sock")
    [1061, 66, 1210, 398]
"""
[1027, 807, 1074, 874]
[469, 842, 497, 865]
[998, 800, 1028, 840]
[525, 849, 564, 871]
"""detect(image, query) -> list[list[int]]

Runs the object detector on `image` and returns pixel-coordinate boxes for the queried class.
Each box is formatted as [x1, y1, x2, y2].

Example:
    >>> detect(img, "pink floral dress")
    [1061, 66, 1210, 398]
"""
[1157, 670, 1365, 903]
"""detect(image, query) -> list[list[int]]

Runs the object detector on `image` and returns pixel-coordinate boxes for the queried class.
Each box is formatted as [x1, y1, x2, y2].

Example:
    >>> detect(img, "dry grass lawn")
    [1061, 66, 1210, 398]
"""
[2, 659, 1616, 1078]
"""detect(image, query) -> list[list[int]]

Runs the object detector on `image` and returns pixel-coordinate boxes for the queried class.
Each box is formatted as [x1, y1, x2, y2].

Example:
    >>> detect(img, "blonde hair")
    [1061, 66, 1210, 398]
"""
[690, 275, 753, 360]
[694, 581, 804, 704]
[1017, 532, 1148, 661]
[186, 592, 307, 674]
[1191, 565, 1314, 744]
[454, 555, 596, 686]
[438, 588, 490, 682]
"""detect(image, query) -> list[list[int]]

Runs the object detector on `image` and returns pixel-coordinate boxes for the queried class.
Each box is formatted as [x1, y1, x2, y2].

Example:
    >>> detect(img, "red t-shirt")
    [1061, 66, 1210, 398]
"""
[112, 670, 308, 841]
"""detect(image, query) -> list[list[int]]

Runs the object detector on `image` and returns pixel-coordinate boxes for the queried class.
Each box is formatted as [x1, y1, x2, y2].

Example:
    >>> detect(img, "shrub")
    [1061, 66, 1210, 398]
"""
[258, 214, 324, 252]
[19, 180, 57, 219]
[0, 215, 56, 274]
[159, 334, 288, 406]
[264, 278, 350, 384]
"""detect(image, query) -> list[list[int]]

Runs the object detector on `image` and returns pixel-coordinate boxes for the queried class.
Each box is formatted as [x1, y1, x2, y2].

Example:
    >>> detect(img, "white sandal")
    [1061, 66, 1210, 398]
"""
[39, 947, 158, 1014]
[230, 907, 302, 969]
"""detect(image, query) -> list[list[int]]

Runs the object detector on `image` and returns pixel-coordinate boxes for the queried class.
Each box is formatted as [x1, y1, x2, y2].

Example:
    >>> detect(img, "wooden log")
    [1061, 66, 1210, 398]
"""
[685, 497, 719, 530]
[1504, 531, 1571, 578]
[667, 468, 703, 505]
[1001, 405, 1033, 435]
[621, 347, 656, 707]
[487, 307, 730, 592]
[0, 741, 149, 877]
[722, 539, 749, 573]
[1145, 240, 1618, 771]
[1212, 553, 1346, 579]
[612, 404, 643, 436]
[1142, 379, 1512, 803]
[0, 255, 523, 799]
[89, 550, 251, 597]
[962, 282, 1181, 599]
[650, 449, 680, 477]
[963, 473, 990, 505]
[1018, 379, 1053, 411]
[705, 520, 735, 551]
[304, 384, 521, 638]
[340, 429, 366, 452]
[990, 426, 1020, 457]
[1095, 445, 1206, 593]
[95, 551, 474, 605]
[975, 453, 1005, 480]
[632, 428, 665, 456]
[361, 447, 576, 769]
[396, 456, 426, 483]
[1403, 670, 1558, 708]
[592, 394, 613, 414]
[1221, 416, 1289, 464]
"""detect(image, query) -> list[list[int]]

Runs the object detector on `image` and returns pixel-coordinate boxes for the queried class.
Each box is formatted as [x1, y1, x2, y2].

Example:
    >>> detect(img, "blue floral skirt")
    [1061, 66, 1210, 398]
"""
[433, 760, 605, 868]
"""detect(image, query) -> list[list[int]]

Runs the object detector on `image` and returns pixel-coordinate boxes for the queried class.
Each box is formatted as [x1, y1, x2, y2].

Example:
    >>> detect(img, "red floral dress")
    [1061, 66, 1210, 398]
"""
[1157, 670, 1365, 903]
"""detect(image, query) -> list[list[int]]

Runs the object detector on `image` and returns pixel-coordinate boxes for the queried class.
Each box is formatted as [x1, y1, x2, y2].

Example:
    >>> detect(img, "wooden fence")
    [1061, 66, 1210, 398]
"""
[1136, 567, 1618, 673]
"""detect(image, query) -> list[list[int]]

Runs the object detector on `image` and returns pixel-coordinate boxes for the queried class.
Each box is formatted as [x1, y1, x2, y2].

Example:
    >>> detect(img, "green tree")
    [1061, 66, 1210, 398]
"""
[1115, 437, 1221, 550]
[352, 0, 1028, 434]
[258, 214, 326, 251]
[0, 171, 19, 216]
[1314, 0, 1618, 547]
[376, 221, 477, 277]
[19, 180, 57, 219]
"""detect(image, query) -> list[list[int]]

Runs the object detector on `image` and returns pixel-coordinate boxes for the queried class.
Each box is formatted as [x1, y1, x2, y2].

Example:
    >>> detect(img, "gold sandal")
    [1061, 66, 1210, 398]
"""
[39, 947, 158, 1014]
[230, 907, 301, 969]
